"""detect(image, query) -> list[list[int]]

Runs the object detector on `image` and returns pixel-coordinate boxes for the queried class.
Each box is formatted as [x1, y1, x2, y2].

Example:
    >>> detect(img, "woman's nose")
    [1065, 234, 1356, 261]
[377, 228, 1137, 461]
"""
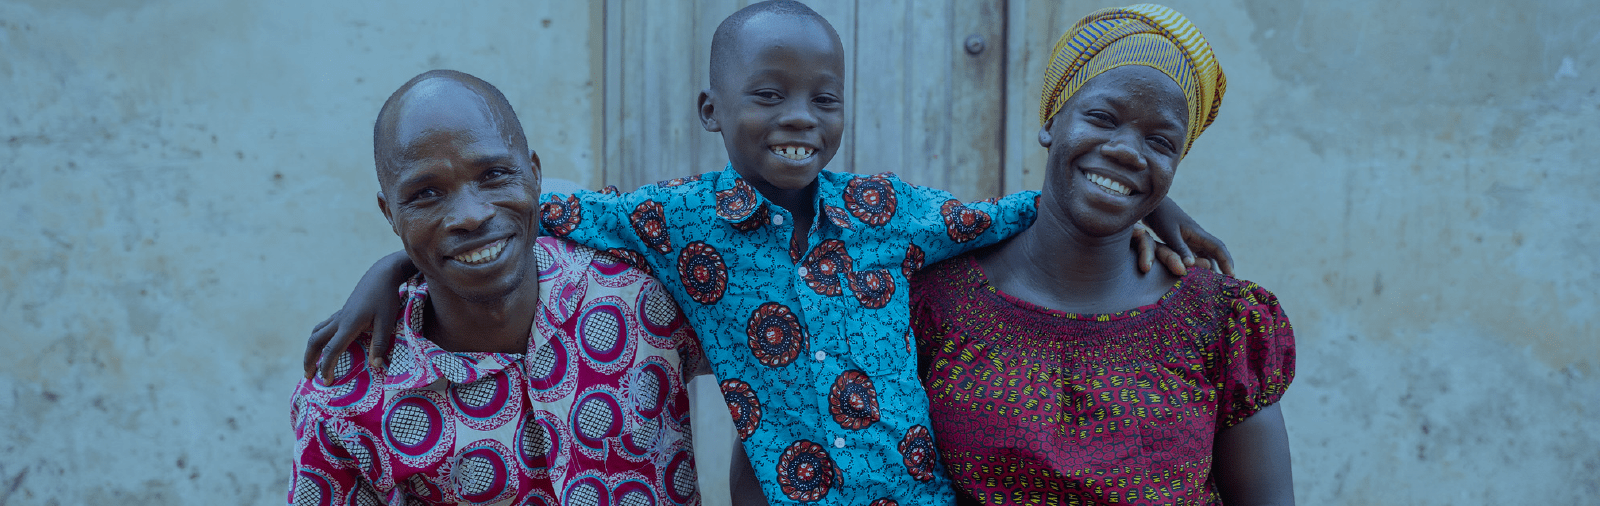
[1099, 132, 1148, 171]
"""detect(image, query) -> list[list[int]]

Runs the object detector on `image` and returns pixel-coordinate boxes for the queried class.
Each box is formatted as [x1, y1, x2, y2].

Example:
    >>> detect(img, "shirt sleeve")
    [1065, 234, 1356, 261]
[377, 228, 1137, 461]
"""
[287, 389, 369, 505]
[889, 175, 1039, 266]
[538, 187, 661, 270]
[1214, 279, 1297, 428]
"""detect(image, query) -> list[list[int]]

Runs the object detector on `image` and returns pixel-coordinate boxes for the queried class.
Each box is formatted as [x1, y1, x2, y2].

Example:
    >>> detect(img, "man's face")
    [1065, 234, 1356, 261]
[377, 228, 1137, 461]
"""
[378, 85, 540, 303]
[703, 13, 845, 191]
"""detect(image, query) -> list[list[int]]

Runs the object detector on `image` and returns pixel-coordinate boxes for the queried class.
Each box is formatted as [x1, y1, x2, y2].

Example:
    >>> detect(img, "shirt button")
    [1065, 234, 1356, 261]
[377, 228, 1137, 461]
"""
[798, 266, 809, 277]
[833, 437, 846, 448]
[815, 350, 827, 361]
[772, 214, 785, 226]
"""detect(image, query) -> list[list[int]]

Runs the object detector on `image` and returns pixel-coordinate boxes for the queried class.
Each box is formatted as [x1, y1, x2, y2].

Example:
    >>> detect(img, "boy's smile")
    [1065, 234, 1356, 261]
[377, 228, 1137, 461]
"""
[700, 11, 845, 193]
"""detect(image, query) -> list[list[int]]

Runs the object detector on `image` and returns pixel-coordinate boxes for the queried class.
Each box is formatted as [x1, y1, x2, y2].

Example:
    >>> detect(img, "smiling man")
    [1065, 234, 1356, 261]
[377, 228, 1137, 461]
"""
[288, 70, 705, 505]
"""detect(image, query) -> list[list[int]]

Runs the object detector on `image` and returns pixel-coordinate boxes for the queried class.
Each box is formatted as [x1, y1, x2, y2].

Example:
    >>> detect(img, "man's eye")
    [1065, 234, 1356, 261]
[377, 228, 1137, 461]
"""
[411, 188, 441, 201]
[486, 168, 512, 179]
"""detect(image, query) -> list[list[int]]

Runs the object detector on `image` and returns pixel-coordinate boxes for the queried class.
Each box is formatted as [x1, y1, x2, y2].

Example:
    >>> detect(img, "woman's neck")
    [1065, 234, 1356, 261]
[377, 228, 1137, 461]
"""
[979, 205, 1172, 314]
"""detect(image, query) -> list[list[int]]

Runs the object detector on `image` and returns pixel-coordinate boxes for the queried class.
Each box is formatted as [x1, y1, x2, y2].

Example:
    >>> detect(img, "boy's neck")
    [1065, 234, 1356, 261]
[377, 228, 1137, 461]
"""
[747, 176, 819, 254]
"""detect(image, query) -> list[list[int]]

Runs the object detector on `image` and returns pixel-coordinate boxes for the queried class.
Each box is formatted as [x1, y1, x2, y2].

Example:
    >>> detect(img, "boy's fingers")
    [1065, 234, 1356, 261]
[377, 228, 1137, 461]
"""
[319, 327, 360, 384]
[1156, 244, 1187, 276]
[367, 314, 396, 371]
[1134, 226, 1155, 273]
[303, 318, 338, 379]
[1184, 228, 1235, 276]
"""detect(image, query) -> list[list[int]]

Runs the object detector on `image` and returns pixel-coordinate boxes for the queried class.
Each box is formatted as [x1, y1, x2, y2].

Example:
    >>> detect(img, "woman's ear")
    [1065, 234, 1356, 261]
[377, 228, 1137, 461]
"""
[1038, 115, 1057, 148]
[698, 89, 720, 132]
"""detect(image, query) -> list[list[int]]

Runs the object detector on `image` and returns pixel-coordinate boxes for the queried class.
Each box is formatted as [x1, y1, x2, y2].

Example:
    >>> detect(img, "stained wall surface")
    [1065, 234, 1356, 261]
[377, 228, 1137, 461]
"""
[2, 0, 1597, 505]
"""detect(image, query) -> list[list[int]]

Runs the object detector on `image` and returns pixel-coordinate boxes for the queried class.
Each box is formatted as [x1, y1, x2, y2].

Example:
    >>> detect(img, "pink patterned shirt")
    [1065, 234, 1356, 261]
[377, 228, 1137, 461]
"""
[289, 237, 704, 506]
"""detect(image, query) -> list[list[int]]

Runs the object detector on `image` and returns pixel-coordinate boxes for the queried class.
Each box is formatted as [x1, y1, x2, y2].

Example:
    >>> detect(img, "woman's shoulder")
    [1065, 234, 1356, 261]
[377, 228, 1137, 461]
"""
[1170, 269, 1288, 322]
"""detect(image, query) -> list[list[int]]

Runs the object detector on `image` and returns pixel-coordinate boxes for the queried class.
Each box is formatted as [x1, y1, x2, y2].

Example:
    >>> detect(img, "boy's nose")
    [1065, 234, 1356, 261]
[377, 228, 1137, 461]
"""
[776, 101, 818, 130]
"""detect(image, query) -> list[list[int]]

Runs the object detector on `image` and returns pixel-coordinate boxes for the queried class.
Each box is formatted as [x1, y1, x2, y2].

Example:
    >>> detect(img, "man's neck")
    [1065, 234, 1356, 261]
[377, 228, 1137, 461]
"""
[422, 279, 541, 355]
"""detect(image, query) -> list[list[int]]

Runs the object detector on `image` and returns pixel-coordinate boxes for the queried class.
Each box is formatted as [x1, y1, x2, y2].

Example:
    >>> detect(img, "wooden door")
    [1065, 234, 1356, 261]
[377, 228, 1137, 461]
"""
[601, 0, 1009, 202]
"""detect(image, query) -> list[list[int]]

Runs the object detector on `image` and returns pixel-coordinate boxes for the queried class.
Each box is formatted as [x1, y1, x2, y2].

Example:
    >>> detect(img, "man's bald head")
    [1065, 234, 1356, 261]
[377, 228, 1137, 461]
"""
[373, 70, 529, 192]
[708, 0, 839, 92]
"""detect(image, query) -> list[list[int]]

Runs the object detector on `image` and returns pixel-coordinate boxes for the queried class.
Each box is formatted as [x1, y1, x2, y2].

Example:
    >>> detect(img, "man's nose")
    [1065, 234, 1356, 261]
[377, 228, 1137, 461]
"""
[444, 189, 495, 233]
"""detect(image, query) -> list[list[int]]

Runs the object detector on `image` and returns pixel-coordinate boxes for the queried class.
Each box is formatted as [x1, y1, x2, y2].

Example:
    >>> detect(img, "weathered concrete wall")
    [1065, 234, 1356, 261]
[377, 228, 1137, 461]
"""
[1, 0, 1596, 504]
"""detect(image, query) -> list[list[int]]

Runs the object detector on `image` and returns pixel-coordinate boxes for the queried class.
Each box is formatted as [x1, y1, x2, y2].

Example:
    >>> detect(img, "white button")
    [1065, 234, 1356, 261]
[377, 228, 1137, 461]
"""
[815, 350, 827, 361]
[798, 266, 809, 277]
[772, 214, 785, 226]
[833, 437, 846, 448]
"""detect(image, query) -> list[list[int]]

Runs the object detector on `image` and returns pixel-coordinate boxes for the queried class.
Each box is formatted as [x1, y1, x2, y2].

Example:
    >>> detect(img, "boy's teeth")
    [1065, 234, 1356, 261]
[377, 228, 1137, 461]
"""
[1086, 173, 1131, 196]
[772, 145, 815, 161]
[454, 238, 508, 265]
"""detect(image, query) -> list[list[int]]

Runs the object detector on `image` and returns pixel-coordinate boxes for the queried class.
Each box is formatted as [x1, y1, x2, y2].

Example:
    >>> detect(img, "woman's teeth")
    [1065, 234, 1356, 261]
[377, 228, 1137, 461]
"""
[453, 238, 508, 265]
[1086, 173, 1131, 196]
[772, 145, 815, 160]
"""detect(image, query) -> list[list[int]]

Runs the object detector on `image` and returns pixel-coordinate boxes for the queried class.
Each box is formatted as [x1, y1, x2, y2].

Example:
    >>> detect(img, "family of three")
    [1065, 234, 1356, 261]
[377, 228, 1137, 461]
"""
[289, 2, 1295, 505]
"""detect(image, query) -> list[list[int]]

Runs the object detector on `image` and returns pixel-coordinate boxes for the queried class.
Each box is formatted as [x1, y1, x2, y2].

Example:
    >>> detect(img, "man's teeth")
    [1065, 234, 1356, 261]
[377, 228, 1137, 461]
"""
[1086, 173, 1131, 196]
[454, 238, 508, 265]
[772, 145, 815, 161]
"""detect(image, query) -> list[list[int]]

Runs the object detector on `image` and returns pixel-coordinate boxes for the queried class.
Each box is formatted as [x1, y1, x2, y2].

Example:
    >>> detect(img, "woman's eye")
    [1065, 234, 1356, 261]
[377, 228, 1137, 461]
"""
[1148, 136, 1176, 151]
[1086, 111, 1115, 124]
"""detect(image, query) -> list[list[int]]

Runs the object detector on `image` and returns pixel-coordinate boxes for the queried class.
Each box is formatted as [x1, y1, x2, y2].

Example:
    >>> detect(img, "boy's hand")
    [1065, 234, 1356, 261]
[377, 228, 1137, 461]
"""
[1136, 197, 1235, 276]
[302, 250, 415, 383]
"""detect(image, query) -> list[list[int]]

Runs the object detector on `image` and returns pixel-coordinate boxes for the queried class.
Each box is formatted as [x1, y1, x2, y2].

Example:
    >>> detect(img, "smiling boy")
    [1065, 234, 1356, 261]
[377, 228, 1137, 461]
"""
[305, 2, 1226, 504]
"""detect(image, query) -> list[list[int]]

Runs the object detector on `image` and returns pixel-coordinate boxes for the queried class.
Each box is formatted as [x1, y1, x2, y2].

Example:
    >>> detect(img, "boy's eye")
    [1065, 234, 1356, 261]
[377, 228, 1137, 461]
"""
[812, 95, 842, 107]
[753, 91, 782, 101]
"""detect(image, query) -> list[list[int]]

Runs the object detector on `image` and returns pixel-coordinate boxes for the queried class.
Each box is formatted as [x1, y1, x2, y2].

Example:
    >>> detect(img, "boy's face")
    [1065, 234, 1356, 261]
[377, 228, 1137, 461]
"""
[701, 13, 845, 191]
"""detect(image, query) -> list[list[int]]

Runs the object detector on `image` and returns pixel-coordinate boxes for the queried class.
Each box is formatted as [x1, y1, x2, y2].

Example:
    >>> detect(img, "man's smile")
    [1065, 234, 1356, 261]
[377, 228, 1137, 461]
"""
[450, 237, 510, 265]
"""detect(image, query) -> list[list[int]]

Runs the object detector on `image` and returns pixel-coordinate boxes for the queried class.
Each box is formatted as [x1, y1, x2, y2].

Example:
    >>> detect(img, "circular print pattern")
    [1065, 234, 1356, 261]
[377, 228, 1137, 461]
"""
[636, 284, 683, 344]
[823, 205, 852, 229]
[629, 200, 674, 253]
[451, 439, 515, 504]
[571, 388, 625, 451]
[714, 179, 761, 222]
[843, 176, 898, 226]
[847, 269, 896, 309]
[541, 194, 583, 238]
[827, 370, 881, 430]
[450, 372, 517, 431]
[603, 248, 652, 275]
[901, 243, 925, 278]
[802, 240, 854, 297]
[939, 199, 993, 243]
[899, 425, 938, 482]
[745, 302, 807, 367]
[382, 392, 454, 466]
[869, 500, 900, 506]
[516, 410, 566, 476]
[656, 173, 704, 187]
[562, 475, 608, 506]
[577, 301, 632, 370]
[526, 332, 577, 402]
[612, 479, 657, 506]
[730, 206, 771, 233]
[292, 466, 341, 506]
[719, 379, 763, 441]
[663, 449, 698, 505]
[676, 241, 729, 305]
[777, 440, 839, 502]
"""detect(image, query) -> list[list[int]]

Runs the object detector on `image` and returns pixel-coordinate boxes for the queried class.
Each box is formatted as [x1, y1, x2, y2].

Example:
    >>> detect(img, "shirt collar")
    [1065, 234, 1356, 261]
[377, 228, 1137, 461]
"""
[711, 164, 856, 232]
[379, 275, 528, 390]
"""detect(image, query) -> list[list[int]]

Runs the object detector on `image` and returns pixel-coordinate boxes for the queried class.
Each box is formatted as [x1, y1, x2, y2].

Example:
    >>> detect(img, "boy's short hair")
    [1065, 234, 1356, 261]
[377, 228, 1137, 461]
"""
[708, 0, 837, 90]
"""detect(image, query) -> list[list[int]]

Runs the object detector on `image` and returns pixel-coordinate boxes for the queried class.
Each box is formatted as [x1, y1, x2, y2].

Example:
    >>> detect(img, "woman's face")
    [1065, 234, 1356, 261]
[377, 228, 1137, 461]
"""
[1039, 65, 1188, 238]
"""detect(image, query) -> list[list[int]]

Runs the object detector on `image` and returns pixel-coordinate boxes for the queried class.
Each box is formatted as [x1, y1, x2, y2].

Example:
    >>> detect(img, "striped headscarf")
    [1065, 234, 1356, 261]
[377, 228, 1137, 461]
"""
[1039, 4, 1226, 157]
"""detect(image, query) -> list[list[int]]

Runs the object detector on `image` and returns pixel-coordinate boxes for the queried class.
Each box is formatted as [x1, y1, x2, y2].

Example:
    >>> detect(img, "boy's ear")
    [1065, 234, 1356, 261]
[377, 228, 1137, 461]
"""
[1038, 114, 1057, 148]
[377, 191, 399, 235]
[698, 89, 720, 132]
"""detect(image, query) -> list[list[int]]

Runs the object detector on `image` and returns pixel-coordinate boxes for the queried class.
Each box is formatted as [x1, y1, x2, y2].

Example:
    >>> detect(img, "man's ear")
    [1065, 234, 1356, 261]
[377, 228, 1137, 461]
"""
[377, 190, 399, 235]
[1039, 114, 1057, 148]
[528, 149, 542, 174]
[698, 89, 720, 132]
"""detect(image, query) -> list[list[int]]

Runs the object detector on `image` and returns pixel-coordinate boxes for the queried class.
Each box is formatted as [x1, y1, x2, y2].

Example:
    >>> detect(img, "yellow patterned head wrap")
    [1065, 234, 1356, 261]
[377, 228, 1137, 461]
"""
[1039, 4, 1226, 157]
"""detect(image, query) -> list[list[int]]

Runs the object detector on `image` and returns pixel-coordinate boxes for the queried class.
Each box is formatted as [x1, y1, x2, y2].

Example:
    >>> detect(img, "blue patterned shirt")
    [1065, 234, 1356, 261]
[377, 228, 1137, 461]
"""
[540, 166, 1037, 505]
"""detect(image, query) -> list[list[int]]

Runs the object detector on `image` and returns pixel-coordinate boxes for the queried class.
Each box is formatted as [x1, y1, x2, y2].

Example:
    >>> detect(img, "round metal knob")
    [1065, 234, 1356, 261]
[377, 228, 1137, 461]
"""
[964, 34, 986, 55]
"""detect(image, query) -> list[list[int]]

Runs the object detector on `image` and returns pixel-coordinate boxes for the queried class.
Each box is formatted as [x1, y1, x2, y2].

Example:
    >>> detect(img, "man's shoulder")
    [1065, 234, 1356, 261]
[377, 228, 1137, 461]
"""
[535, 236, 655, 280]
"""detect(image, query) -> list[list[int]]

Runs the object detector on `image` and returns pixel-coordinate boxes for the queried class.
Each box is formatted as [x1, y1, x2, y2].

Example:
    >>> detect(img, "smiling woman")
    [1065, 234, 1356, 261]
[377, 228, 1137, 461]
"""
[910, 5, 1296, 505]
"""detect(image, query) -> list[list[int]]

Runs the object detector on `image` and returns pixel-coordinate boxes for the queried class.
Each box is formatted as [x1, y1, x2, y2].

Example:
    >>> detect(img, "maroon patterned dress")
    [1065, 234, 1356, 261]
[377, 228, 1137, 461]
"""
[910, 256, 1295, 505]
